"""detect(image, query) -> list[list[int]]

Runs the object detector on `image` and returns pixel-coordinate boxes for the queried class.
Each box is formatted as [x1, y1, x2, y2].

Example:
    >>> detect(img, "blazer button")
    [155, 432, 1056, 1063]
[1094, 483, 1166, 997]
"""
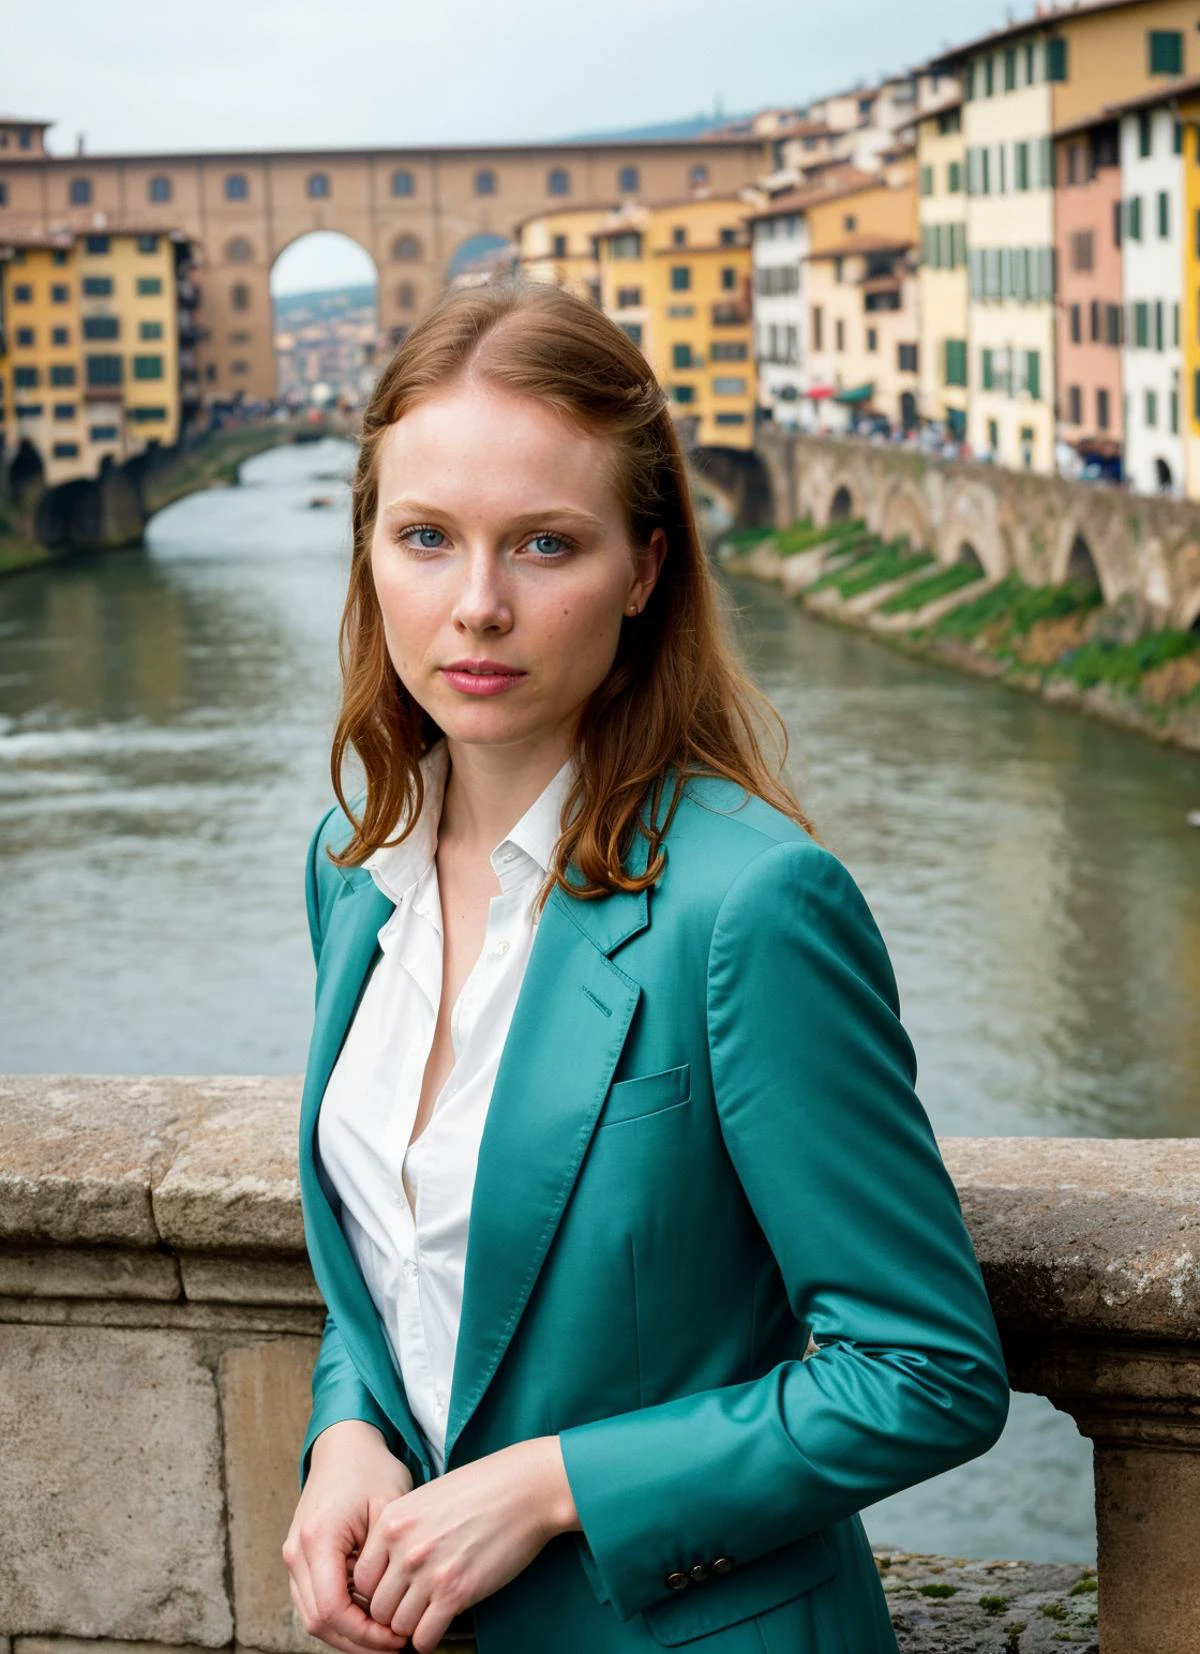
[688, 1563, 711, 1582]
[665, 1571, 690, 1591]
[711, 1556, 735, 1574]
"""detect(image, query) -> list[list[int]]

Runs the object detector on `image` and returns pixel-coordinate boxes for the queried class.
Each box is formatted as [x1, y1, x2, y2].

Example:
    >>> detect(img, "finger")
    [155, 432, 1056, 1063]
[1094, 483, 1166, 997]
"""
[308, 1537, 407, 1650]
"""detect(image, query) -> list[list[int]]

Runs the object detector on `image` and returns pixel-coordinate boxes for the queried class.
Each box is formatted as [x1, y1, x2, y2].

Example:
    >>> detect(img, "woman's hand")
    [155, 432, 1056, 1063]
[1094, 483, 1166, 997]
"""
[353, 1435, 577, 1653]
[283, 1419, 416, 1654]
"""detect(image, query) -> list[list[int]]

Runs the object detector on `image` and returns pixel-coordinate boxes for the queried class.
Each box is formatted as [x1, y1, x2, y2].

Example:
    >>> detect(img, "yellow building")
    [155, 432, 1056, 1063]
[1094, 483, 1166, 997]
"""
[514, 203, 614, 304]
[931, 0, 1200, 473]
[910, 84, 969, 436]
[803, 177, 920, 431]
[0, 232, 85, 487]
[594, 193, 759, 450]
[77, 225, 183, 461]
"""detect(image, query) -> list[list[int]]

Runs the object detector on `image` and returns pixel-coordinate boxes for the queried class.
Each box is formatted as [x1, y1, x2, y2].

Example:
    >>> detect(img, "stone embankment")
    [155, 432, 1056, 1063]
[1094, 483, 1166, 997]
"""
[2, 1078, 1199, 1651]
[719, 520, 1200, 755]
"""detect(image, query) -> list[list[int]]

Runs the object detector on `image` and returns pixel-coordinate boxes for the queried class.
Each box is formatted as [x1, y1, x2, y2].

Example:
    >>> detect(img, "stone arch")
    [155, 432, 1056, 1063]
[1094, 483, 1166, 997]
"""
[1066, 530, 1101, 590]
[1047, 522, 1122, 603]
[955, 540, 986, 573]
[7, 436, 44, 498]
[447, 232, 516, 285]
[879, 482, 933, 551]
[269, 229, 379, 407]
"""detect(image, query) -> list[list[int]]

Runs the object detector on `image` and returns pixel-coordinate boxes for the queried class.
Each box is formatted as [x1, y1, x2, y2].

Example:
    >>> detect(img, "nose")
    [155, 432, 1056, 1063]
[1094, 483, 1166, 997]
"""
[451, 544, 513, 636]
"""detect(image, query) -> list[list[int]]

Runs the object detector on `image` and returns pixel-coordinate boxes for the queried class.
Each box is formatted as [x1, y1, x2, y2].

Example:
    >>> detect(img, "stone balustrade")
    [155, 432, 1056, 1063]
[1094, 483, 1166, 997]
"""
[0, 1077, 1196, 1653]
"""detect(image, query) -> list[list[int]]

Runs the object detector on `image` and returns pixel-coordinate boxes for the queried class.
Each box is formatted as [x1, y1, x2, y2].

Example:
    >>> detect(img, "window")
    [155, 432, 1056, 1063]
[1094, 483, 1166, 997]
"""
[835, 318, 845, 352]
[82, 277, 114, 297]
[1134, 301, 1150, 346]
[1097, 387, 1110, 429]
[13, 366, 38, 388]
[919, 164, 934, 196]
[391, 169, 414, 196]
[307, 171, 330, 198]
[83, 315, 119, 340]
[988, 417, 1000, 450]
[1175, 301, 1181, 346]
[710, 340, 747, 360]
[397, 282, 415, 309]
[551, 234, 567, 257]
[718, 228, 738, 246]
[1176, 120, 1185, 156]
[1114, 199, 1123, 248]
[90, 424, 119, 441]
[1004, 46, 1017, 90]
[1148, 29, 1183, 75]
[833, 255, 844, 283]
[866, 327, 878, 353]
[1070, 230, 1094, 271]
[1046, 37, 1068, 81]
[669, 265, 690, 291]
[148, 175, 172, 203]
[671, 226, 687, 247]
[49, 364, 76, 386]
[547, 167, 570, 196]
[964, 61, 975, 100]
[720, 267, 737, 291]
[69, 177, 93, 205]
[231, 282, 250, 311]
[1025, 350, 1040, 399]
[843, 213, 857, 232]
[618, 165, 639, 192]
[85, 234, 109, 254]
[230, 362, 249, 376]
[811, 306, 823, 350]
[1025, 40, 1035, 84]
[474, 169, 496, 195]
[51, 326, 69, 346]
[1139, 111, 1153, 158]
[85, 355, 122, 386]
[1156, 299, 1165, 350]
[982, 347, 995, 390]
[672, 343, 693, 368]
[133, 355, 164, 380]
[1159, 191, 1171, 238]
[1090, 299, 1101, 342]
[14, 326, 34, 346]
[137, 276, 163, 295]
[1106, 304, 1122, 345]
[714, 412, 746, 426]
[137, 234, 158, 253]
[948, 159, 962, 192]
[1146, 388, 1158, 427]
[615, 286, 641, 307]
[944, 338, 968, 386]
[53, 403, 75, 420]
[1070, 303, 1082, 343]
[1171, 375, 1180, 433]
[140, 320, 164, 340]
[1067, 385, 1082, 424]
[225, 173, 248, 201]
[13, 402, 43, 416]
[1128, 196, 1142, 241]
[52, 442, 79, 459]
[226, 237, 253, 263]
[983, 54, 995, 96]
[671, 384, 694, 403]
[128, 406, 166, 421]
[898, 343, 918, 372]
[616, 321, 643, 346]
[607, 232, 640, 258]
[1019, 425, 1035, 466]
[688, 163, 709, 186]
[712, 376, 747, 394]
[393, 233, 421, 261]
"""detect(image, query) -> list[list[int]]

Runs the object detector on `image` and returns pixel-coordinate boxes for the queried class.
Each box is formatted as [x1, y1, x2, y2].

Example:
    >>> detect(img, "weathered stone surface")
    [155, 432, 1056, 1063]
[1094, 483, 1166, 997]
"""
[0, 1245, 180, 1301]
[1092, 1444, 1200, 1654]
[153, 1078, 305, 1255]
[15, 1642, 219, 1654]
[220, 1339, 324, 1654]
[0, 1324, 231, 1644]
[878, 1548, 1098, 1652]
[942, 1138, 1200, 1341]
[180, 1254, 320, 1307]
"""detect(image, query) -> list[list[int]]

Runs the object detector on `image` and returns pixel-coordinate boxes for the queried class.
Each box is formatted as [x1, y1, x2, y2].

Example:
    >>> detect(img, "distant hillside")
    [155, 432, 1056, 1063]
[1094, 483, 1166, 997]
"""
[556, 110, 758, 142]
[273, 282, 376, 316]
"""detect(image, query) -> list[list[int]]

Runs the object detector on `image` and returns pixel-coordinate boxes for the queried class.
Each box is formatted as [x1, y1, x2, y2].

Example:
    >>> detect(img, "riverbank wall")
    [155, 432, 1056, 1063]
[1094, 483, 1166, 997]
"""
[2, 1076, 1199, 1652]
[0, 417, 347, 579]
[719, 521, 1200, 756]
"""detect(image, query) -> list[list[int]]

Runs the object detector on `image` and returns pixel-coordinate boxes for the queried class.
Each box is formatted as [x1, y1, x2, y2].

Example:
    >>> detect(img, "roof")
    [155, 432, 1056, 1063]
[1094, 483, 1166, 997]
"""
[929, 0, 1154, 70]
[1054, 73, 1200, 133]
[742, 167, 879, 221]
[808, 238, 914, 259]
[0, 230, 74, 251]
[0, 116, 53, 128]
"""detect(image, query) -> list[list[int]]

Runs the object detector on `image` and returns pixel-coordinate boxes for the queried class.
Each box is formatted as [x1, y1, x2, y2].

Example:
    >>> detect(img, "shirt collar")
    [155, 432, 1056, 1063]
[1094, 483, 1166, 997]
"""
[363, 738, 577, 903]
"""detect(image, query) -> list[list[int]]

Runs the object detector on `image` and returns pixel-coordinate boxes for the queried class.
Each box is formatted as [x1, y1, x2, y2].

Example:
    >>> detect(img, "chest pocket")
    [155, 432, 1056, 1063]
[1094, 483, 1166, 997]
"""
[597, 1063, 691, 1129]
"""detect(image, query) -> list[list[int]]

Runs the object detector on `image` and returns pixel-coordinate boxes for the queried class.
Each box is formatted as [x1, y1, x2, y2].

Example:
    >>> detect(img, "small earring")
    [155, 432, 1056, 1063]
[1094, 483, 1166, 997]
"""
[627, 602, 639, 615]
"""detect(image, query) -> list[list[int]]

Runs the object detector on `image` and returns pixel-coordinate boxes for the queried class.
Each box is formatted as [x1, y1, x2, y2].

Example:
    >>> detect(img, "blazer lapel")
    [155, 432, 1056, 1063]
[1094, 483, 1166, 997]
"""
[298, 867, 434, 1477]
[442, 841, 658, 1470]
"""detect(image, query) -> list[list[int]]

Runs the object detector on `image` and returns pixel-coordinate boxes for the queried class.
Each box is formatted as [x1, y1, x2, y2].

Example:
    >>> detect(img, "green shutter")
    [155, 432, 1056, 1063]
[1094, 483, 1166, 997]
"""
[1130, 196, 1142, 240]
[1149, 30, 1183, 75]
[1026, 350, 1040, 400]
[1046, 37, 1068, 81]
[982, 348, 994, 390]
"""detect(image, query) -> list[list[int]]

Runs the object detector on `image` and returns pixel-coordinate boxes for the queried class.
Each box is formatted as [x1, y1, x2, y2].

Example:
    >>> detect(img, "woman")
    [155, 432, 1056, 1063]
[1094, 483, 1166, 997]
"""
[284, 276, 1010, 1654]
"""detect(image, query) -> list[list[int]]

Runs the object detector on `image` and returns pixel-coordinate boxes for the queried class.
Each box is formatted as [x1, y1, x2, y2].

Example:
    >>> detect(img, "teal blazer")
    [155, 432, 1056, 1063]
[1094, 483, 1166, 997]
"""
[297, 771, 1010, 1654]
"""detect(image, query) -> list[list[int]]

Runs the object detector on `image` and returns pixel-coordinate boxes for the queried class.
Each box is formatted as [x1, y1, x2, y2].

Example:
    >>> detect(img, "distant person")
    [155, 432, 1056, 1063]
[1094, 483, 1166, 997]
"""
[284, 275, 1010, 1654]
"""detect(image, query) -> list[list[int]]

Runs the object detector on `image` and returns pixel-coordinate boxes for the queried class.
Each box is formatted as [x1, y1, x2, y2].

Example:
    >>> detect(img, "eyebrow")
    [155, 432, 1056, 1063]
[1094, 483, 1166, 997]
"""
[380, 499, 606, 531]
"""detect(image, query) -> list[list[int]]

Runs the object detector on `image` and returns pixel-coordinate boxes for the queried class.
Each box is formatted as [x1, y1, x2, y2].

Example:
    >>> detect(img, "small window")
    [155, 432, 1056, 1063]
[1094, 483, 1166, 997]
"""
[137, 276, 163, 296]
[85, 355, 123, 386]
[140, 320, 164, 340]
[69, 177, 93, 205]
[51, 283, 69, 304]
[669, 265, 690, 291]
[1159, 190, 1171, 238]
[51, 326, 69, 346]
[1139, 110, 1153, 157]
[133, 355, 164, 380]
[712, 376, 747, 395]
[82, 276, 113, 297]
[547, 167, 570, 196]
[672, 343, 693, 368]
[396, 281, 415, 309]
[618, 165, 639, 193]
[1148, 29, 1183, 75]
[15, 326, 34, 346]
[1046, 37, 1068, 81]
[1097, 388, 1110, 429]
[474, 168, 497, 196]
[231, 282, 250, 311]
[671, 383, 694, 404]
[391, 169, 414, 197]
[53, 402, 76, 420]
[619, 322, 643, 347]
[720, 267, 737, 291]
[148, 175, 172, 204]
[307, 171, 330, 198]
[52, 442, 80, 459]
[225, 173, 248, 201]
[226, 237, 253, 263]
[688, 163, 709, 186]
[85, 234, 109, 255]
[137, 234, 159, 253]
[13, 365, 38, 388]
[90, 424, 120, 441]
[83, 315, 119, 340]
[1004, 46, 1017, 90]
[392, 233, 421, 261]
[0, 182, 7, 206]
[672, 226, 686, 247]
[866, 327, 878, 353]
[50, 364, 76, 386]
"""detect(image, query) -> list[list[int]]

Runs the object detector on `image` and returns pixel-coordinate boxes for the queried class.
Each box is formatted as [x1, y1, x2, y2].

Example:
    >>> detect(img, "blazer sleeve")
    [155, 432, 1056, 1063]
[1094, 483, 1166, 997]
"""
[297, 802, 406, 1491]
[556, 838, 1011, 1622]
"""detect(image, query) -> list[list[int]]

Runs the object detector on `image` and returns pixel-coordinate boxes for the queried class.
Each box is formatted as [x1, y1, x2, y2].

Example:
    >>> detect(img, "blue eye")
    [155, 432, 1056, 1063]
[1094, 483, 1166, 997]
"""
[528, 533, 568, 557]
[414, 527, 444, 549]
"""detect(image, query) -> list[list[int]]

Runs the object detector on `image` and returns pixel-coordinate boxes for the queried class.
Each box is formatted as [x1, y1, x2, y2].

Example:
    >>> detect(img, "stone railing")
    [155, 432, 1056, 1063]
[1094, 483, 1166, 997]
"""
[0, 1078, 1196, 1654]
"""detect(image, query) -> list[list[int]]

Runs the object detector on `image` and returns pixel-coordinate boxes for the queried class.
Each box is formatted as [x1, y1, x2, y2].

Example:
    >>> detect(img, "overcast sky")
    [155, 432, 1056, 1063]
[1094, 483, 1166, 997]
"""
[7, 0, 1014, 292]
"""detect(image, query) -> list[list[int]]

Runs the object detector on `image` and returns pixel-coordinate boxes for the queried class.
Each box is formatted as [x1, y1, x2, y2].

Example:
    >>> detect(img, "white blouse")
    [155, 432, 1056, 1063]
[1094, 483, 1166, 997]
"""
[317, 737, 577, 1476]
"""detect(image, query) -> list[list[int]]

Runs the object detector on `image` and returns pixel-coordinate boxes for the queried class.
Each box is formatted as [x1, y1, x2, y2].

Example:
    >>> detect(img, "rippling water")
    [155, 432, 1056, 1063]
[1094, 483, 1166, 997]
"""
[4, 436, 1198, 1563]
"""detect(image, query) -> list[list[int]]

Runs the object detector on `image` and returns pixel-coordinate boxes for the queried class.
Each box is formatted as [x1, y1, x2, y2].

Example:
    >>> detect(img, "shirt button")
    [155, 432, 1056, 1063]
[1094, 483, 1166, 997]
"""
[402, 1257, 418, 1278]
[491, 939, 510, 956]
[665, 1571, 690, 1591]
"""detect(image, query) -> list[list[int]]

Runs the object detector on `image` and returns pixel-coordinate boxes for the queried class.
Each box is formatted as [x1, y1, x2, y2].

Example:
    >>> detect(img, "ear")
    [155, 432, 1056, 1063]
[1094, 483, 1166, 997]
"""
[631, 526, 669, 609]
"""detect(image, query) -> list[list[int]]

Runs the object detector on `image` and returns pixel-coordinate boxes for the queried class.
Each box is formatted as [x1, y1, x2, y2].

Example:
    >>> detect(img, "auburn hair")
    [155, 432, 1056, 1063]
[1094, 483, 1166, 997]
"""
[327, 273, 819, 904]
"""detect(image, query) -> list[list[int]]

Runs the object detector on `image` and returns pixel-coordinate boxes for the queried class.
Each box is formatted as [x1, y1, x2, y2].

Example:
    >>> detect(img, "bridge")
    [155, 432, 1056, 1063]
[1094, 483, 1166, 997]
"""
[737, 429, 1200, 633]
[0, 133, 765, 406]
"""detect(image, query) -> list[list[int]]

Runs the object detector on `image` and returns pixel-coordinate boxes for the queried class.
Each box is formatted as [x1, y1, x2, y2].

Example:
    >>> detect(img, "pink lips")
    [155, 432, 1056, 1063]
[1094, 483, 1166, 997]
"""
[439, 661, 527, 697]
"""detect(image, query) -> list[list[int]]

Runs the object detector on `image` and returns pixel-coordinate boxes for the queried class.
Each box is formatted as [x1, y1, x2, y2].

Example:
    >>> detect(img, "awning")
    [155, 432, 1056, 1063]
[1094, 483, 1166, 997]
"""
[804, 384, 836, 400]
[834, 382, 875, 405]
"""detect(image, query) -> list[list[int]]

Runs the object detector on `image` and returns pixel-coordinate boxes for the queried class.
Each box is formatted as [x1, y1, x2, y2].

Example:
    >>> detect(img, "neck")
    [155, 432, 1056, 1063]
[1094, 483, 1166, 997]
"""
[438, 733, 572, 854]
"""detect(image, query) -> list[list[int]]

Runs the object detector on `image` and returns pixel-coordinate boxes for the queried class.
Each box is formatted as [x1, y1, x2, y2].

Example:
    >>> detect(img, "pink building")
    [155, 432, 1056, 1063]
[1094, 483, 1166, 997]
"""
[1055, 115, 1124, 473]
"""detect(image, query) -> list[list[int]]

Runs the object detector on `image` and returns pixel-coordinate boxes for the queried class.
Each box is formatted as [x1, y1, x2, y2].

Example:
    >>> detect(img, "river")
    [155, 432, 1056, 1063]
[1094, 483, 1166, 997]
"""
[3, 436, 1199, 1564]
